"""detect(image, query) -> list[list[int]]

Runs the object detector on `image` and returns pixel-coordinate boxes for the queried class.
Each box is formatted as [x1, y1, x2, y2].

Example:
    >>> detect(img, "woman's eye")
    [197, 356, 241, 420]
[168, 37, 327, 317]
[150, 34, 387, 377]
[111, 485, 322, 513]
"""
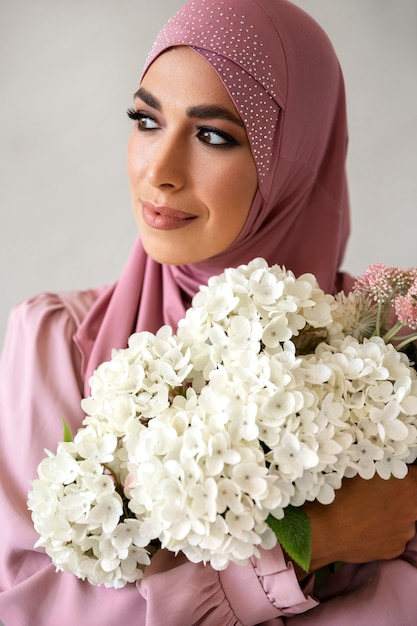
[127, 108, 159, 130]
[197, 127, 238, 147]
[138, 115, 159, 130]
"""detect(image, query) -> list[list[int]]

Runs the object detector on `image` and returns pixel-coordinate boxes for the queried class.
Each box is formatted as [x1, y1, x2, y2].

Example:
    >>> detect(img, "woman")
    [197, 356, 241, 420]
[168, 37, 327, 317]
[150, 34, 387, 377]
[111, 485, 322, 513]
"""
[1, 0, 417, 624]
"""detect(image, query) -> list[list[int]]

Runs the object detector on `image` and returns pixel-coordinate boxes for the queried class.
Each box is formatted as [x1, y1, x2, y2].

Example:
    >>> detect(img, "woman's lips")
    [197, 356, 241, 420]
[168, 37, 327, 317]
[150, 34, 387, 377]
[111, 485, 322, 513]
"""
[142, 202, 197, 230]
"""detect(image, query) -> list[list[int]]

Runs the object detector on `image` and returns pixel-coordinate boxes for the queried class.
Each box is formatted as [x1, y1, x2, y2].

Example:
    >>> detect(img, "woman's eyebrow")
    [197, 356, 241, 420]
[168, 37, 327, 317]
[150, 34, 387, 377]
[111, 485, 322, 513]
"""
[134, 87, 244, 128]
[134, 87, 161, 111]
[186, 105, 245, 128]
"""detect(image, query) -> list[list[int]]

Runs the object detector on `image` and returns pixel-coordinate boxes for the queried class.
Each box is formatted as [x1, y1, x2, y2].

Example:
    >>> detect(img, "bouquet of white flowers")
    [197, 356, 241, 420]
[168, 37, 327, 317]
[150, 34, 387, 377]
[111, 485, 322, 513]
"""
[28, 259, 417, 588]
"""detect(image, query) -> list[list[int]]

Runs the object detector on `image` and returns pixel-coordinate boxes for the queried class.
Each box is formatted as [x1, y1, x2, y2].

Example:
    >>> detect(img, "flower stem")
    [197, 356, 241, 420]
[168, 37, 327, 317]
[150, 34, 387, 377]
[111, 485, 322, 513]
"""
[383, 321, 405, 343]
[373, 301, 384, 336]
[396, 335, 417, 352]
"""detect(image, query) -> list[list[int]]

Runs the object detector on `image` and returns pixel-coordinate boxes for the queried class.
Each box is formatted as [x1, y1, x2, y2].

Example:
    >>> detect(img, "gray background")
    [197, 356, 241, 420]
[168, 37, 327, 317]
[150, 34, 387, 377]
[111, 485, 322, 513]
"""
[1, 0, 416, 344]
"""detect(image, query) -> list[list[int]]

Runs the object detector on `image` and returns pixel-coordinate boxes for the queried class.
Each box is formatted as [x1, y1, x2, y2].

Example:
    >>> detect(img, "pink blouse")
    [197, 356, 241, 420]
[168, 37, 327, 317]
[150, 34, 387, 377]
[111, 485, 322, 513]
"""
[1, 291, 417, 625]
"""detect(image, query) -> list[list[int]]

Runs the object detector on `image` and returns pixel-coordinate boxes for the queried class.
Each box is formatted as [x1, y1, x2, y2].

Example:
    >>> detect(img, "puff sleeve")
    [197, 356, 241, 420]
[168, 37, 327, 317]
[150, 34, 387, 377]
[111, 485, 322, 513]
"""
[139, 546, 317, 625]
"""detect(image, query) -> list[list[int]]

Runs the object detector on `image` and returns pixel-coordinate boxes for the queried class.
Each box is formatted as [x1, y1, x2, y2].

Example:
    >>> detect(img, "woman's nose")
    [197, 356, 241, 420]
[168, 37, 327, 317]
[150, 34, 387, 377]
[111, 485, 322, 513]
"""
[146, 133, 187, 190]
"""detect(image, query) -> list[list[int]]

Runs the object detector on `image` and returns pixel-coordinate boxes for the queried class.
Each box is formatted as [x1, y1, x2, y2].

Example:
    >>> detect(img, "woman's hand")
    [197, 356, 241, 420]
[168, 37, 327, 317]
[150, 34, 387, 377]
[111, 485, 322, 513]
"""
[302, 467, 417, 573]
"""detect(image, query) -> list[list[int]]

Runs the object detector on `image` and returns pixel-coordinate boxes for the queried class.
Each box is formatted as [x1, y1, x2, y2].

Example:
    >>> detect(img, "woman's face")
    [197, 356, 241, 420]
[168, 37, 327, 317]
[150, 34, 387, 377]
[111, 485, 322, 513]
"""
[127, 46, 258, 265]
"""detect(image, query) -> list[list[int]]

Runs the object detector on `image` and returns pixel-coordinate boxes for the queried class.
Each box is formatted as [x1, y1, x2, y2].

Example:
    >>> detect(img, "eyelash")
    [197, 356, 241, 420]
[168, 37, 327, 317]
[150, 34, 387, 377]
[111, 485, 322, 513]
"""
[126, 108, 239, 148]
[127, 108, 157, 130]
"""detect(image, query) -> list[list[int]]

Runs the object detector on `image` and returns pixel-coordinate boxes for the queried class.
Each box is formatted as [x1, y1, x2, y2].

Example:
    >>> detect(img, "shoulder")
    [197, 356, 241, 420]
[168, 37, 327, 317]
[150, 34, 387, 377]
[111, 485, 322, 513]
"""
[5, 288, 101, 341]
[0, 288, 106, 450]
[1, 288, 104, 381]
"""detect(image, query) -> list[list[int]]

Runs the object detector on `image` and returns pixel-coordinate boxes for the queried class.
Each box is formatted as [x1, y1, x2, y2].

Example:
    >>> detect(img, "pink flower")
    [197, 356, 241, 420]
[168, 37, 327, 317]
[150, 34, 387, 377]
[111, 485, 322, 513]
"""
[392, 268, 417, 295]
[352, 265, 417, 348]
[395, 280, 417, 331]
[353, 263, 393, 303]
[353, 265, 417, 304]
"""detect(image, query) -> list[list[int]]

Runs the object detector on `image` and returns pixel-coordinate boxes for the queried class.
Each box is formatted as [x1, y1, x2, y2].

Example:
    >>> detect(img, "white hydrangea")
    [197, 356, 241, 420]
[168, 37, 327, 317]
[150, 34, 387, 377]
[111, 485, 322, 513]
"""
[28, 436, 151, 588]
[28, 259, 417, 587]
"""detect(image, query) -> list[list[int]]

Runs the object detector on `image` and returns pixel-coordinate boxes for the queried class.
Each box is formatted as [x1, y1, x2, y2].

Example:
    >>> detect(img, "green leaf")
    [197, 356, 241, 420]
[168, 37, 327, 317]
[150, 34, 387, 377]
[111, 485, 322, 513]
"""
[266, 505, 312, 572]
[62, 419, 74, 443]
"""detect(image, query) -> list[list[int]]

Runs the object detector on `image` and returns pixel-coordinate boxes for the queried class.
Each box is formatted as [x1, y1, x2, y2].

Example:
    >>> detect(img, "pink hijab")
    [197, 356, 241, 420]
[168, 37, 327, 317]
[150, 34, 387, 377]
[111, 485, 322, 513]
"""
[76, 0, 353, 394]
